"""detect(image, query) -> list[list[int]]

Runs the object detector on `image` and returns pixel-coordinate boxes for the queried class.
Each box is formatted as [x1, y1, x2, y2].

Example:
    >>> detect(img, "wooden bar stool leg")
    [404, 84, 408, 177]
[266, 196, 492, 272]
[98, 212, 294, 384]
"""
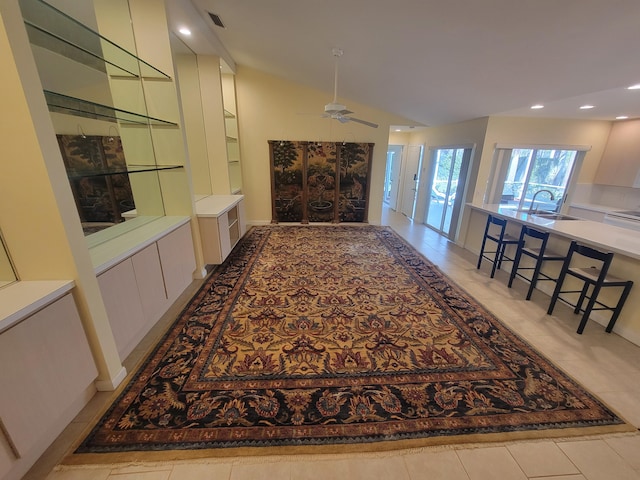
[547, 264, 569, 315]
[574, 283, 590, 314]
[477, 235, 488, 270]
[605, 282, 633, 333]
[490, 250, 500, 278]
[576, 283, 604, 334]
[507, 247, 523, 288]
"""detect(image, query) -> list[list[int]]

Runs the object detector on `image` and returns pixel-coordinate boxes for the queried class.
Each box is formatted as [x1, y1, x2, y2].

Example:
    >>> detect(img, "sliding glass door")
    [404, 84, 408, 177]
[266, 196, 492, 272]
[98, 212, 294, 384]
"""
[424, 147, 471, 237]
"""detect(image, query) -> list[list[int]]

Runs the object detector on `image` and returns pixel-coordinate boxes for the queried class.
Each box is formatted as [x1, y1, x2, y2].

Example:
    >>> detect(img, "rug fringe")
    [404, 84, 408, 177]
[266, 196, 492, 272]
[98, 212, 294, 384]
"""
[57, 430, 639, 470]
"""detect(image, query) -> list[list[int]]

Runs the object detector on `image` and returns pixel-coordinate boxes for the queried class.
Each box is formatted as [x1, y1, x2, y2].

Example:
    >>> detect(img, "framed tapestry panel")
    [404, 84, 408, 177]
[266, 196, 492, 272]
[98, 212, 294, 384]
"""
[269, 140, 373, 224]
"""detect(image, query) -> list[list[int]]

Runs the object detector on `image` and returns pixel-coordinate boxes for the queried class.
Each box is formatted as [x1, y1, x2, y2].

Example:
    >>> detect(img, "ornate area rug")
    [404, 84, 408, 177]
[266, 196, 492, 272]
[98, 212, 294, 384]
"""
[70, 225, 632, 462]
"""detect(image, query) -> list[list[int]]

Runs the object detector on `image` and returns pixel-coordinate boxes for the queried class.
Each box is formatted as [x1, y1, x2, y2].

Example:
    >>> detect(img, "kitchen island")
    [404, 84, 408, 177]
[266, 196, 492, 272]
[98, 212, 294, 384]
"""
[465, 203, 640, 345]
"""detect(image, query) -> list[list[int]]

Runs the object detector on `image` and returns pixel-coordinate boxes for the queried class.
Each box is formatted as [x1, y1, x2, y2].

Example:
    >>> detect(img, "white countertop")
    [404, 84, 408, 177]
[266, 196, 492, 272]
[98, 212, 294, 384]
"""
[0, 280, 75, 334]
[469, 203, 640, 260]
[90, 216, 191, 275]
[570, 202, 619, 214]
[196, 194, 244, 218]
[571, 202, 640, 220]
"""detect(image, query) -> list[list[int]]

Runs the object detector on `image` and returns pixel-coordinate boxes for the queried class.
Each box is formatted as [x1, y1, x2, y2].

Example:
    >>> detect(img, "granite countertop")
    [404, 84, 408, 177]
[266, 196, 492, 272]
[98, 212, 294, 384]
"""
[468, 203, 640, 260]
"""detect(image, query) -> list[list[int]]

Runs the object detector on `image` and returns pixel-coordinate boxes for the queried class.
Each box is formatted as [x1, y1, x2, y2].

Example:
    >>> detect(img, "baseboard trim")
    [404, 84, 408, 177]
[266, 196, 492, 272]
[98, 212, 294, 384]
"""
[94, 366, 127, 391]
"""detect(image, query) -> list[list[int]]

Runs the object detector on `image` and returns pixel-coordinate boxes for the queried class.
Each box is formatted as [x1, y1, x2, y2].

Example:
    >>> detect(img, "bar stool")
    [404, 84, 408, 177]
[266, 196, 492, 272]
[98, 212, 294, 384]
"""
[476, 215, 520, 278]
[508, 225, 566, 300]
[547, 241, 633, 334]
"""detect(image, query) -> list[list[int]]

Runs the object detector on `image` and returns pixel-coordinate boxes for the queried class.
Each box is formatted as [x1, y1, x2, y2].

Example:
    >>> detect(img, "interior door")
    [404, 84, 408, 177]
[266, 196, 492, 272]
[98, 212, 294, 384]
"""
[400, 145, 423, 219]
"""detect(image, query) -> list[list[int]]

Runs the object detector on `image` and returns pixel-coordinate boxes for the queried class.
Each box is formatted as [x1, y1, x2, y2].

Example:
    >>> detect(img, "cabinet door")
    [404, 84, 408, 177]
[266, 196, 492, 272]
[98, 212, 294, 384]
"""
[98, 259, 146, 359]
[199, 217, 223, 265]
[0, 295, 97, 456]
[132, 243, 169, 325]
[157, 223, 196, 302]
[237, 198, 247, 238]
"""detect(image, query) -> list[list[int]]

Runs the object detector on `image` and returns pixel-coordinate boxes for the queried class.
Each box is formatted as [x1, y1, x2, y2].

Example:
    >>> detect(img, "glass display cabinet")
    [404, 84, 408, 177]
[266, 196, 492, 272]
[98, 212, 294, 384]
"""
[20, 0, 184, 240]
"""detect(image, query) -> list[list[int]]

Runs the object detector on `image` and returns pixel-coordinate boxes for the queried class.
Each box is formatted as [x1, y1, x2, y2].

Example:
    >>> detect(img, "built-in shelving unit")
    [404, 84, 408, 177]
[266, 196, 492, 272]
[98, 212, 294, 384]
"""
[44, 91, 178, 127]
[22, 0, 170, 80]
[65, 164, 182, 180]
[222, 78, 242, 194]
[21, 0, 187, 235]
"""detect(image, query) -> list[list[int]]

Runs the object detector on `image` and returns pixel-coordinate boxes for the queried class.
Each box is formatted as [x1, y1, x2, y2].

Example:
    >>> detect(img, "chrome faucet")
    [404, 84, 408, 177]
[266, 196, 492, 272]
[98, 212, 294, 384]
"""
[529, 189, 555, 213]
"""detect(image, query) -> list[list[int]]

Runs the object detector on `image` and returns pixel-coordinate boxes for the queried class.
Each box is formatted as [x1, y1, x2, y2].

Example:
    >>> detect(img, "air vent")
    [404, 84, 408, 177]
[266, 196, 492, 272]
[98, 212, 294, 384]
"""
[208, 12, 225, 28]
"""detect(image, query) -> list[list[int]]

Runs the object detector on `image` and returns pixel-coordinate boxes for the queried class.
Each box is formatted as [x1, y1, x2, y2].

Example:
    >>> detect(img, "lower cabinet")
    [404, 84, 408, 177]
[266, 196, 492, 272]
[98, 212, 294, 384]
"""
[0, 294, 97, 480]
[157, 222, 197, 300]
[98, 222, 196, 361]
[197, 195, 246, 265]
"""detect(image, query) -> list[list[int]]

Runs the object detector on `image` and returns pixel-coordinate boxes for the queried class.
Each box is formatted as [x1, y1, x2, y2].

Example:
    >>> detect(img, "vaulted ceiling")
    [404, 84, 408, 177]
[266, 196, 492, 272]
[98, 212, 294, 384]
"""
[170, 0, 640, 127]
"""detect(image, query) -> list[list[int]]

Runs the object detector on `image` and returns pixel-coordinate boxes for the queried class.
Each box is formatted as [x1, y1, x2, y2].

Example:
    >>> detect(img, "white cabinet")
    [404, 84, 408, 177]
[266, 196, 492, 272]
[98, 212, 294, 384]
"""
[197, 195, 246, 265]
[132, 243, 169, 325]
[98, 222, 196, 360]
[595, 119, 640, 187]
[157, 222, 197, 301]
[98, 257, 147, 359]
[0, 294, 97, 479]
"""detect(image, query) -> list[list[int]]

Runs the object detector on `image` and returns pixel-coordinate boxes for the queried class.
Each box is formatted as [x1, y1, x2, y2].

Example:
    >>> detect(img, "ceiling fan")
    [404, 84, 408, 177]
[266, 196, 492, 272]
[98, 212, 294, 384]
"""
[321, 48, 379, 129]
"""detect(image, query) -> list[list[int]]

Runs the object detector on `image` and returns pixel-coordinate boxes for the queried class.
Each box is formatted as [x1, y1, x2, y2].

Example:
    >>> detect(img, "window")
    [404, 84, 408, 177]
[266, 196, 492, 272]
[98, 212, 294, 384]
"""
[486, 145, 587, 212]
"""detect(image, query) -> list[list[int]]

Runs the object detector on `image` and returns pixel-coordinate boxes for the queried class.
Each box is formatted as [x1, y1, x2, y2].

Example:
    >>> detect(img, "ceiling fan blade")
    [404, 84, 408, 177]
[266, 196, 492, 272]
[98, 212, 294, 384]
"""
[348, 117, 379, 128]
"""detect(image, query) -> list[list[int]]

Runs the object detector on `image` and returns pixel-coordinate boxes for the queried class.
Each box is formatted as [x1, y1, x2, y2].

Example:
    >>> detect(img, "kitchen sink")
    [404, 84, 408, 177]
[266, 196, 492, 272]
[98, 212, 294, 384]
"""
[511, 209, 580, 220]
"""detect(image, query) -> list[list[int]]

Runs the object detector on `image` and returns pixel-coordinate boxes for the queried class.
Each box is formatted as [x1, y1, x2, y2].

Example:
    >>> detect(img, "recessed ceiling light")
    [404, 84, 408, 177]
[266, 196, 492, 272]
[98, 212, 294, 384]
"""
[616, 115, 629, 120]
[627, 84, 640, 90]
[530, 104, 544, 110]
[395, 129, 402, 132]
[179, 27, 191, 36]
[579, 105, 594, 110]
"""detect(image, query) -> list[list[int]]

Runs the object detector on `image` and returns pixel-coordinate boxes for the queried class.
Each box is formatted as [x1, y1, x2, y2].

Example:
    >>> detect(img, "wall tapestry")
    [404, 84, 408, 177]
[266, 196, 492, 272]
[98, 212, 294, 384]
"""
[57, 135, 135, 229]
[269, 141, 373, 223]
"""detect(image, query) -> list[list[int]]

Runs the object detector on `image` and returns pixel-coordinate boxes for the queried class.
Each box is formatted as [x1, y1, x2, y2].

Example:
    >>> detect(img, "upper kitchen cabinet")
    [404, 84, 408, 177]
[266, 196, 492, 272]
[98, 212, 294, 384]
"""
[595, 119, 640, 188]
[20, 0, 191, 239]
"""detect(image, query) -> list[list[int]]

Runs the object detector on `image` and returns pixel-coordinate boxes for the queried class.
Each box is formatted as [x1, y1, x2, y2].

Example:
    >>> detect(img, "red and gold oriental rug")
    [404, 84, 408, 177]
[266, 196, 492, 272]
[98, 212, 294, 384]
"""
[71, 225, 632, 461]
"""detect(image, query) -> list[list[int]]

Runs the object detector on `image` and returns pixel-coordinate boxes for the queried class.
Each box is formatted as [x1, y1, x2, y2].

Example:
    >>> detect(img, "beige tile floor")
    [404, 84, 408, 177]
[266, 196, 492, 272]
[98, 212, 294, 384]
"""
[25, 206, 640, 480]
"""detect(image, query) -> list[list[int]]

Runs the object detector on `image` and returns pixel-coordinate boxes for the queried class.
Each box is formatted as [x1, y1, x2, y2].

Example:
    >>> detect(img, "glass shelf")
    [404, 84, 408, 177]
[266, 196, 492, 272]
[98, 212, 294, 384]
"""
[224, 110, 236, 118]
[20, 0, 171, 80]
[66, 165, 183, 180]
[226, 136, 238, 143]
[44, 91, 178, 127]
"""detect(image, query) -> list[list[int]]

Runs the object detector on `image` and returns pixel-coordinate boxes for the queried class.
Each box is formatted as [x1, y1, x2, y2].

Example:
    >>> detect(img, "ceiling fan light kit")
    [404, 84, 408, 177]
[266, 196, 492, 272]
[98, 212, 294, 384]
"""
[320, 48, 378, 129]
